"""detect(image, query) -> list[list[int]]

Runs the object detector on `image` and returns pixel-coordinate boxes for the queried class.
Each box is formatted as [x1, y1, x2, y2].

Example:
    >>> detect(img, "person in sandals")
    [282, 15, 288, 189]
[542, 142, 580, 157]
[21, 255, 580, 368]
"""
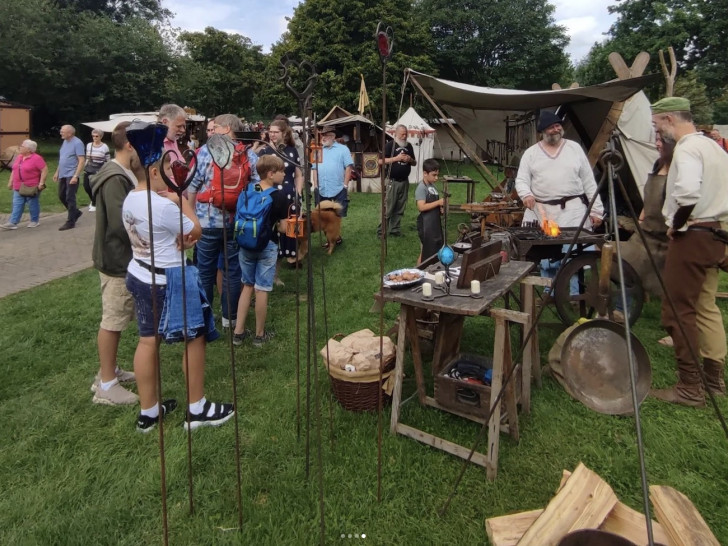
[123, 149, 234, 432]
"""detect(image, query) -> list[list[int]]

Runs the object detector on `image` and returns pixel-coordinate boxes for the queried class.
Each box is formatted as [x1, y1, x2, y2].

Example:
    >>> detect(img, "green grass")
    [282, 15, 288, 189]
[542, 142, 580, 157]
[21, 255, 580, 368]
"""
[2, 168, 728, 545]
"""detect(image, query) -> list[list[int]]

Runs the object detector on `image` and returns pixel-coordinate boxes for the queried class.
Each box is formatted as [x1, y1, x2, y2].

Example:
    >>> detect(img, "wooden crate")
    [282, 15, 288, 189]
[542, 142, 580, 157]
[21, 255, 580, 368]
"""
[434, 353, 521, 418]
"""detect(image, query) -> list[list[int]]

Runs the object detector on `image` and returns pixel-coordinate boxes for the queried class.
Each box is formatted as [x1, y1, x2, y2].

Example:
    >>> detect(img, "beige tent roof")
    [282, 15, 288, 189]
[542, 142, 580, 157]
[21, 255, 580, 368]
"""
[406, 69, 660, 198]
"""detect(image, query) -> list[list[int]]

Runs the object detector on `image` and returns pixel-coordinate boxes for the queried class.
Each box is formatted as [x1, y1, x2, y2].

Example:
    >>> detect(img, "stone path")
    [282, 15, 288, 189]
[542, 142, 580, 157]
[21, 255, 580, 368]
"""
[0, 210, 95, 298]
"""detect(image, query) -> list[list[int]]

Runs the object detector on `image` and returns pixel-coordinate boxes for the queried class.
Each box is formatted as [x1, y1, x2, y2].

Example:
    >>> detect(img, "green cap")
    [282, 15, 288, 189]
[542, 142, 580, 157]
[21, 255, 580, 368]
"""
[651, 97, 691, 114]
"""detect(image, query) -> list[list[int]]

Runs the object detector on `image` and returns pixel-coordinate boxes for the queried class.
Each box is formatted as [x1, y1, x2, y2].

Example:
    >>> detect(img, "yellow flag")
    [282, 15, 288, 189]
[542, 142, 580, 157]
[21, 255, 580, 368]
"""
[358, 74, 370, 115]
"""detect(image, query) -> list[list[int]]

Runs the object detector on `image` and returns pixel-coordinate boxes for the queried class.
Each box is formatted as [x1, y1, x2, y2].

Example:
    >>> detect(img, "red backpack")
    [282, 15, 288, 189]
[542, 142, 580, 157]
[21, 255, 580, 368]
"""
[197, 142, 252, 212]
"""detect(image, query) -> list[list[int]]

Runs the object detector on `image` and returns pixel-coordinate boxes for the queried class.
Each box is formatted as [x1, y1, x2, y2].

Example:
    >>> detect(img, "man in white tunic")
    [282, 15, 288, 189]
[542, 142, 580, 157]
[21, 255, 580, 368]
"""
[515, 111, 604, 229]
[650, 97, 728, 406]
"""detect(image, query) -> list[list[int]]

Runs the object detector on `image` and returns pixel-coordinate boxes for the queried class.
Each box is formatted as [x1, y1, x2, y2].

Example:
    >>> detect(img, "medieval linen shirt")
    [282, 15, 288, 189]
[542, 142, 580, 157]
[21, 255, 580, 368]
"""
[515, 139, 604, 227]
[662, 132, 728, 231]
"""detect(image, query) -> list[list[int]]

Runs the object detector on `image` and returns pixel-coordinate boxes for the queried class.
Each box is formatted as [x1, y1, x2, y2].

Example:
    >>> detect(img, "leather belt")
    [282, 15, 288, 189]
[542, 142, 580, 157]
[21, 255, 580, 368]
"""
[135, 259, 166, 276]
[535, 194, 588, 209]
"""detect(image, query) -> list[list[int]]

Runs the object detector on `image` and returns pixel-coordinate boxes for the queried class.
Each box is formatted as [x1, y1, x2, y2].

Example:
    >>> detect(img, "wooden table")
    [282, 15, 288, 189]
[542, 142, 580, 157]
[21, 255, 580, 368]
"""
[381, 260, 540, 479]
[443, 175, 477, 211]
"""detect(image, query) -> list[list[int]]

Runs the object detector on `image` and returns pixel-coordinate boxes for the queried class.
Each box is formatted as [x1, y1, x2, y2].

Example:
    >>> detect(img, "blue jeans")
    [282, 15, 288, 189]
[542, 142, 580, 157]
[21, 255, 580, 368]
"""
[10, 191, 40, 224]
[195, 227, 242, 321]
[125, 272, 165, 337]
[315, 187, 348, 217]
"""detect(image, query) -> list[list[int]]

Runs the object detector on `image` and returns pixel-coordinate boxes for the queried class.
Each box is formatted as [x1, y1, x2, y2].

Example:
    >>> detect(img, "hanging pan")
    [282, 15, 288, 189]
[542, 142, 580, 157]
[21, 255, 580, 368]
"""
[559, 244, 651, 415]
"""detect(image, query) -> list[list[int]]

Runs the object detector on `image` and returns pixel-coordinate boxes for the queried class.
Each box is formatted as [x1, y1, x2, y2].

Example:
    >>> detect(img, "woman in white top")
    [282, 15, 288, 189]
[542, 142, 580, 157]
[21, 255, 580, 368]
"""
[82, 129, 110, 211]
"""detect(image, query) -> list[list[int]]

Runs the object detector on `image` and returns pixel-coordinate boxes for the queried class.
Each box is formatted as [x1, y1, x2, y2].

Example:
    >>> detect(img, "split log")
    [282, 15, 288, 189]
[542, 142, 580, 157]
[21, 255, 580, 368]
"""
[650, 485, 719, 546]
[516, 463, 618, 545]
[486, 509, 543, 546]
[599, 501, 670, 545]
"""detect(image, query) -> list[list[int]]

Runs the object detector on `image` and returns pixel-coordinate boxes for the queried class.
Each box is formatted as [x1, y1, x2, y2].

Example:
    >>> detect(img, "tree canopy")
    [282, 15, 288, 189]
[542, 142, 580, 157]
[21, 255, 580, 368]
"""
[415, 0, 572, 89]
[14, 0, 707, 131]
[575, 0, 728, 122]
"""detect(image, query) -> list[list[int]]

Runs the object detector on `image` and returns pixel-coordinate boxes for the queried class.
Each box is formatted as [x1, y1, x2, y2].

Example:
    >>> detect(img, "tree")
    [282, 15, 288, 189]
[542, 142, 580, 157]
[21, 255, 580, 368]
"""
[414, 0, 572, 89]
[575, 0, 727, 112]
[0, 0, 173, 130]
[53, 0, 170, 22]
[673, 71, 712, 125]
[170, 27, 266, 118]
[260, 0, 436, 121]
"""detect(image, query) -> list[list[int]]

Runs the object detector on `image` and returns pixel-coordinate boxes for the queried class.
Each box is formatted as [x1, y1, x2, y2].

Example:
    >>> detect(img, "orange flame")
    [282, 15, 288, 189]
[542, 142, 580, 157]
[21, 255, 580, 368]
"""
[542, 219, 561, 237]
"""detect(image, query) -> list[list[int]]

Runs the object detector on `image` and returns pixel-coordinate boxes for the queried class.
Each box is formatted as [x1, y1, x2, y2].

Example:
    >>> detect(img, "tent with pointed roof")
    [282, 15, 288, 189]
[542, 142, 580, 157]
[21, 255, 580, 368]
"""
[387, 106, 435, 183]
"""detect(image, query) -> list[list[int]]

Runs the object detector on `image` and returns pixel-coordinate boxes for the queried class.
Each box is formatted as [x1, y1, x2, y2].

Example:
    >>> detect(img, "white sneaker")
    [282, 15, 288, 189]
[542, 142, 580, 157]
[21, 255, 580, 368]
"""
[91, 368, 136, 392]
[27, 222, 39, 228]
[221, 317, 236, 329]
[1, 222, 18, 230]
[92, 382, 139, 406]
[88, 205, 96, 212]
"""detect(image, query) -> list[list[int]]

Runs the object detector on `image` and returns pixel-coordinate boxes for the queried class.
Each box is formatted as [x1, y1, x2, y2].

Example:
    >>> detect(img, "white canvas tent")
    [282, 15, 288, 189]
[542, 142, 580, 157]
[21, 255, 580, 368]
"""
[406, 69, 660, 206]
[82, 112, 206, 133]
[386, 106, 435, 184]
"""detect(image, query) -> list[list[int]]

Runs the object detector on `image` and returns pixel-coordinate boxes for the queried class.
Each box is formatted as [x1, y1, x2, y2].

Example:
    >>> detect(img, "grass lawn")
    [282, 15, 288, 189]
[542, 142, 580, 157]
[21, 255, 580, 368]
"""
[1, 162, 728, 545]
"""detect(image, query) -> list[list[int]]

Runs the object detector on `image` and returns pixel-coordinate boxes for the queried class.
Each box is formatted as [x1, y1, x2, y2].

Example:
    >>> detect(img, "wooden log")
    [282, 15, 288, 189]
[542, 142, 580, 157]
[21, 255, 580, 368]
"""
[516, 462, 618, 545]
[600, 501, 670, 546]
[650, 485, 720, 546]
[486, 509, 543, 546]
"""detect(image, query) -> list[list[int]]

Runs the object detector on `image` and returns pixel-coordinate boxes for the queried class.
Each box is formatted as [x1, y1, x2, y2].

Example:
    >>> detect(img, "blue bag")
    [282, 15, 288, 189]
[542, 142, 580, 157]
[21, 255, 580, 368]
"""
[234, 183, 277, 251]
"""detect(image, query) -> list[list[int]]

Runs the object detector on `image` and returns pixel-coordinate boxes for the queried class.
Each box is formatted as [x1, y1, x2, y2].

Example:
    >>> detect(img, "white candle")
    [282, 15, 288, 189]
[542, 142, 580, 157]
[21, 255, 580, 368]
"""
[471, 280, 481, 294]
[422, 283, 433, 297]
[435, 272, 445, 285]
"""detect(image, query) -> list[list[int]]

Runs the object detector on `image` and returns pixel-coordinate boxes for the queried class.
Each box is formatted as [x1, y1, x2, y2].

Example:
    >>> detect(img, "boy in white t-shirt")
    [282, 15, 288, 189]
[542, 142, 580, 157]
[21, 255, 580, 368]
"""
[123, 153, 234, 433]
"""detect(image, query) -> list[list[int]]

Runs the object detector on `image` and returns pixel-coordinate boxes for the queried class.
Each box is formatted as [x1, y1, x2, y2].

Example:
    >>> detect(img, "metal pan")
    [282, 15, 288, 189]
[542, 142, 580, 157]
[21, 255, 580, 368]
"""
[560, 319, 651, 415]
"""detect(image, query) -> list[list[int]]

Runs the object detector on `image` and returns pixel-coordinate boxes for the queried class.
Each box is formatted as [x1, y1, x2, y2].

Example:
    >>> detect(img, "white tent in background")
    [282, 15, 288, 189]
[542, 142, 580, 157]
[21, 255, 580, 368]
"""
[387, 107, 435, 184]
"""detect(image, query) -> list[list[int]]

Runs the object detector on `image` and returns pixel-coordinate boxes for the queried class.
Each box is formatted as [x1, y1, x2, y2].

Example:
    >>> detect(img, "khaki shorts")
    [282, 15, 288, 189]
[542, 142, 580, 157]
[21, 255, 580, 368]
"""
[99, 272, 135, 331]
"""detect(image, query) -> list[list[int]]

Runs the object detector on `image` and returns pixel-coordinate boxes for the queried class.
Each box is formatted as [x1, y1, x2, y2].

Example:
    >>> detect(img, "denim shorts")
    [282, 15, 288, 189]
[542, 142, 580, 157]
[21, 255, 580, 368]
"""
[126, 272, 166, 337]
[238, 240, 278, 292]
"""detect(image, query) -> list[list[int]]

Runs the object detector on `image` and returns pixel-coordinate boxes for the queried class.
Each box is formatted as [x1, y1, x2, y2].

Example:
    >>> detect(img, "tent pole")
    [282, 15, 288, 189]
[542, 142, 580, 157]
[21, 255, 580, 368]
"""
[408, 73, 497, 190]
[587, 101, 625, 168]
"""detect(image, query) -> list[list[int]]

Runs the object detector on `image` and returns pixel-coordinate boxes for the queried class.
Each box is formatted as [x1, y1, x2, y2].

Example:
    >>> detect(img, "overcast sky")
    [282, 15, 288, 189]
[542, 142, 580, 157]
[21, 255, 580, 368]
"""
[164, 0, 617, 66]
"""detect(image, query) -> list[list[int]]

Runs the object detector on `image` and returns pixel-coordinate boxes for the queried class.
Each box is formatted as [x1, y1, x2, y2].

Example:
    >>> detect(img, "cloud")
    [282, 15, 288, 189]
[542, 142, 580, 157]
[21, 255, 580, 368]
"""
[165, 0, 295, 52]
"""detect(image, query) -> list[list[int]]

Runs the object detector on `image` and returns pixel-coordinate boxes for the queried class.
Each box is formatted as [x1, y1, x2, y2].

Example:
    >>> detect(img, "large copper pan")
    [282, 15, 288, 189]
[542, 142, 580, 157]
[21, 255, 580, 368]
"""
[560, 319, 651, 415]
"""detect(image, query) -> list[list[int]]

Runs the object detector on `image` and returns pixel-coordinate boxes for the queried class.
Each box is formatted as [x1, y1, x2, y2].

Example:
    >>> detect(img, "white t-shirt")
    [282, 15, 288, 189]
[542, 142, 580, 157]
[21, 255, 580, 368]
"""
[122, 190, 194, 285]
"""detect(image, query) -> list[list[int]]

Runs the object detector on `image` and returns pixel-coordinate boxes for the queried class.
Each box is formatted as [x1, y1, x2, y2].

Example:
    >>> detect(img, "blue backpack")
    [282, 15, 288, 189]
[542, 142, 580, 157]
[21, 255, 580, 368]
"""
[234, 184, 278, 251]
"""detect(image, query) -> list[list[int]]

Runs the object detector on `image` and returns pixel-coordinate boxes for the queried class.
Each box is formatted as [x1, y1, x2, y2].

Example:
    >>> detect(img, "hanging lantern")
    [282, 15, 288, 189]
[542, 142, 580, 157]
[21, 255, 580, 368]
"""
[309, 141, 323, 164]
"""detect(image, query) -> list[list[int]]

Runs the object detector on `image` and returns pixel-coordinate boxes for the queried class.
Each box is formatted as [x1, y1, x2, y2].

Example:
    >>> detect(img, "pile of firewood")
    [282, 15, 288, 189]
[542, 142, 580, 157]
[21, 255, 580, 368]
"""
[485, 463, 719, 545]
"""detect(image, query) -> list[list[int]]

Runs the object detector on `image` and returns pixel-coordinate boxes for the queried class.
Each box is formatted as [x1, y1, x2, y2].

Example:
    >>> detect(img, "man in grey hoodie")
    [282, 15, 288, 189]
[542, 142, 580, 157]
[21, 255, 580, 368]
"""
[89, 121, 139, 405]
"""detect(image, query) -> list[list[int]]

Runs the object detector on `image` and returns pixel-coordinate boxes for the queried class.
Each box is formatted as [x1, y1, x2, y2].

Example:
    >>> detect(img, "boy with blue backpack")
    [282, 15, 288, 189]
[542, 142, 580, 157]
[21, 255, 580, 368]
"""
[232, 154, 289, 347]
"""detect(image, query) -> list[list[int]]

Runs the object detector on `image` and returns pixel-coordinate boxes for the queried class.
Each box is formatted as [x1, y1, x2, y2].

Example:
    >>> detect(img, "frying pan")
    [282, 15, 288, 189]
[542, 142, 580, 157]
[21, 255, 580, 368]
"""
[560, 319, 651, 415]
[559, 242, 651, 415]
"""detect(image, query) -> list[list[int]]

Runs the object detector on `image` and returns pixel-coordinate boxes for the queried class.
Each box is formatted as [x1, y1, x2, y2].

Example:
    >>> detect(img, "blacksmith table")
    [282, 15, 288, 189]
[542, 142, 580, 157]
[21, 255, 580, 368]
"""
[380, 260, 540, 480]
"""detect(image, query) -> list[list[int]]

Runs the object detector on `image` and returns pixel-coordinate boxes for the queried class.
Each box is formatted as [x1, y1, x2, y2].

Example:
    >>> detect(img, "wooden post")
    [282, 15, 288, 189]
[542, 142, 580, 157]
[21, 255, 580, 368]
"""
[408, 71, 497, 190]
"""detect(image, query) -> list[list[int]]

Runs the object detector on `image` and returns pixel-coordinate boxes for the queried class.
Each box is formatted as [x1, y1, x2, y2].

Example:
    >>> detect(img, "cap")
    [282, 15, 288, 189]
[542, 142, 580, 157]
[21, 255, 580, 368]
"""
[651, 97, 691, 114]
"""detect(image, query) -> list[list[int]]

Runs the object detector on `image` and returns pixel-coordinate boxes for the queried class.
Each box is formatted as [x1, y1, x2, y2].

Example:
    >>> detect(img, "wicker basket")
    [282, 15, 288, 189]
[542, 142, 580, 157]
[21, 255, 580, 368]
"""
[326, 357, 395, 412]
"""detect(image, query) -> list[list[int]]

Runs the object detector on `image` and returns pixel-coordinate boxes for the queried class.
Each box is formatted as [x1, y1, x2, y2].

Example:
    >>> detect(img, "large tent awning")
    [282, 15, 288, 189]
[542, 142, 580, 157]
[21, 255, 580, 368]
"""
[407, 70, 658, 111]
[406, 69, 660, 198]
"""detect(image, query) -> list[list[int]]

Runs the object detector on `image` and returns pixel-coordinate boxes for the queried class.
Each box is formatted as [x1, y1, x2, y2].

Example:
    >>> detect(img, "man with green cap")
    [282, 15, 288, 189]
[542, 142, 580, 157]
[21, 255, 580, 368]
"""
[650, 96, 728, 406]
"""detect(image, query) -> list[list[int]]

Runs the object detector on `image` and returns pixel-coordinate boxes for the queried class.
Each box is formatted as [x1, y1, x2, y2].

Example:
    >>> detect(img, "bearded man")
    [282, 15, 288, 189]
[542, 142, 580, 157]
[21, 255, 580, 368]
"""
[377, 124, 416, 238]
[650, 97, 728, 406]
[515, 111, 604, 229]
